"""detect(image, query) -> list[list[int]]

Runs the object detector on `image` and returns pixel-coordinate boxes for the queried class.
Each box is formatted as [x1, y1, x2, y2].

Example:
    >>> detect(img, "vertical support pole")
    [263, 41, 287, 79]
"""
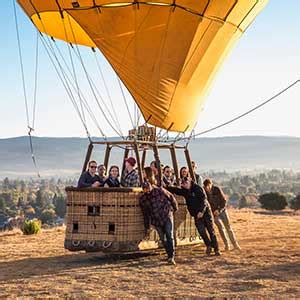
[141, 148, 147, 169]
[152, 144, 162, 186]
[170, 145, 180, 186]
[133, 142, 143, 185]
[121, 147, 130, 175]
[103, 144, 111, 171]
[82, 142, 93, 173]
[184, 147, 196, 182]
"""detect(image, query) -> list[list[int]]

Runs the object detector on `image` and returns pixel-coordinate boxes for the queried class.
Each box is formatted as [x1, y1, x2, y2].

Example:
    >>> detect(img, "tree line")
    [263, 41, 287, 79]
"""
[0, 170, 300, 227]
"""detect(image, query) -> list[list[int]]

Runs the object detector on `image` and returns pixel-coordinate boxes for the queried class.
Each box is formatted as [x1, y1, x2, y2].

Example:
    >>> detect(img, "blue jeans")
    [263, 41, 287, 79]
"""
[155, 216, 175, 259]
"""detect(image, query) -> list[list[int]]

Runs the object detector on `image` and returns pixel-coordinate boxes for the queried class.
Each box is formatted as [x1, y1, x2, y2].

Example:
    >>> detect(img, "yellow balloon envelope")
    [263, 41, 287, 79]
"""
[17, 0, 268, 132]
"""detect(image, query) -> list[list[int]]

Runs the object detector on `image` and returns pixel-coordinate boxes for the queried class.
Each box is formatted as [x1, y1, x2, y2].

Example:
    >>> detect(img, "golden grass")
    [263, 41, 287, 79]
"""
[0, 209, 299, 299]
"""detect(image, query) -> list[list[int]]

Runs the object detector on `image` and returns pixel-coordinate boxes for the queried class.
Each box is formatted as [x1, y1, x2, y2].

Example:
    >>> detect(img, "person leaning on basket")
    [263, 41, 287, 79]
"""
[203, 178, 241, 252]
[121, 157, 140, 187]
[167, 177, 221, 256]
[77, 160, 102, 188]
[139, 181, 178, 265]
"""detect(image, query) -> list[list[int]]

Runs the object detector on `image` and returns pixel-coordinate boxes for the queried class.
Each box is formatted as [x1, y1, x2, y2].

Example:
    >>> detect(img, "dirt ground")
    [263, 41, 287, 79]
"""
[0, 209, 299, 299]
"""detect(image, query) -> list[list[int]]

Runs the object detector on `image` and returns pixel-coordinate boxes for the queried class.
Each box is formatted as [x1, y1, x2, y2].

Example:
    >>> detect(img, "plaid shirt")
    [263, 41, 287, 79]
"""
[139, 187, 178, 229]
[121, 169, 140, 187]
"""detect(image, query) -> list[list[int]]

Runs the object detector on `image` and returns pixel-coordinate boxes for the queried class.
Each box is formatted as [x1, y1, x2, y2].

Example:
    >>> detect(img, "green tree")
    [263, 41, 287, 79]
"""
[290, 195, 300, 210]
[3, 177, 10, 189]
[53, 194, 66, 218]
[0, 198, 6, 212]
[35, 189, 46, 209]
[40, 208, 56, 225]
[258, 193, 287, 211]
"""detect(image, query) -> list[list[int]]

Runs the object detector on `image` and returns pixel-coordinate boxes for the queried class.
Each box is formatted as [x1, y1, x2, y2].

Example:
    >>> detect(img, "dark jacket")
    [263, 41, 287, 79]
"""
[167, 182, 208, 217]
[207, 185, 227, 212]
[140, 187, 178, 230]
[104, 176, 120, 187]
[77, 171, 101, 188]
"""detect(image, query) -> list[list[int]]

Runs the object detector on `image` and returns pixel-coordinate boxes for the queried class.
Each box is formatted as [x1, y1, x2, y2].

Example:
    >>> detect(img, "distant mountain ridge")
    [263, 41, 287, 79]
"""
[0, 136, 299, 178]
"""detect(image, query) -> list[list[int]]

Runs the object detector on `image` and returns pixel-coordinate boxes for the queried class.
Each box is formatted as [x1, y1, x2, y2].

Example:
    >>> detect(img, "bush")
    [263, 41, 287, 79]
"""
[258, 192, 287, 211]
[40, 208, 56, 225]
[21, 219, 41, 235]
[290, 195, 300, 210]
[238, 194, 258, 209]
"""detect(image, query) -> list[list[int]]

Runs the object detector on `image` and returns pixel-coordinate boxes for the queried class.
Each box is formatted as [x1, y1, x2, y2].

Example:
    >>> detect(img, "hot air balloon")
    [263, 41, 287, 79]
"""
[17, 0, 268, 252]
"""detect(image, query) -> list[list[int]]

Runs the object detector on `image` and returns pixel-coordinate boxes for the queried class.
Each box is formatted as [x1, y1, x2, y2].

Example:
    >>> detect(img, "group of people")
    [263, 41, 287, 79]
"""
[77, 157, 241, 265]
[77, 157, 140, 189]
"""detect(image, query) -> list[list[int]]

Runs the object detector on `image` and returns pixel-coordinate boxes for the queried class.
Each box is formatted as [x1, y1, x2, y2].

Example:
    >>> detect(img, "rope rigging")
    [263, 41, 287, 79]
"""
[65, 13, 125, 139]
[50, 40, 107, 138]
[39, 33, 95, 139]
[14, 0, 296, 152]
[93, 49, 123, 134]
[171, 79, 300, 144]
[13, 0, 40, 177]
[29, 5, 124, 140]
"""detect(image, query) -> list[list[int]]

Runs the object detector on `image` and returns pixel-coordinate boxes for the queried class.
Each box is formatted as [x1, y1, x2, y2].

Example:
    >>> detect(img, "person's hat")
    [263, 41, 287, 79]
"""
[125, 156, 136, 167]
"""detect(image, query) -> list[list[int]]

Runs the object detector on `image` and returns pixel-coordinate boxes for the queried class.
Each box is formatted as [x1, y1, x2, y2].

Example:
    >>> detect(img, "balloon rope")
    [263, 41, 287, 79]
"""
[174, 79, 300, 142]
[13, 0, 40, 177]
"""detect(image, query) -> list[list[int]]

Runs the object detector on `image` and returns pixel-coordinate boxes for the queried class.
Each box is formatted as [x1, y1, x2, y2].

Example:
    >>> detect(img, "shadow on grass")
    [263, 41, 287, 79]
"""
[253, 210, 298, 216]
[231, 261, 300, 282]
[0, 251, 160, 282]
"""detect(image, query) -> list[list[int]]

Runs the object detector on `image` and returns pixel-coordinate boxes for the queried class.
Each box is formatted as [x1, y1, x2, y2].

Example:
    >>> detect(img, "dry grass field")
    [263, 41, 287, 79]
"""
[0, 209, 299, 299]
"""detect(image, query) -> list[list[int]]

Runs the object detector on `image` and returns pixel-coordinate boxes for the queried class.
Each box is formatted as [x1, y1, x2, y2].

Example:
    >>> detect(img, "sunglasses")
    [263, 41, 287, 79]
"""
[90, 166, 97, 169]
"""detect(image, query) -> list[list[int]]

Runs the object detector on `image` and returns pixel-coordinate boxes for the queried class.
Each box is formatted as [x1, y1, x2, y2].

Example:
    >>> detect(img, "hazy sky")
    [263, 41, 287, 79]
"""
[0, 1, 299, 138]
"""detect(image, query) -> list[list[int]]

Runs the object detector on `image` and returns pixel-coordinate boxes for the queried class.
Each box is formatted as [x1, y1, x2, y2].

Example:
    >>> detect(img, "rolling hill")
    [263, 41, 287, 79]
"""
[0, 136, 299, 178]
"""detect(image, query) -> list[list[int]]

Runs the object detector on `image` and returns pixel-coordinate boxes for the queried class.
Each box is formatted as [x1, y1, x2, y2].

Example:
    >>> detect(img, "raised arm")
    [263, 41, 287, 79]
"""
[162, 188, 178, 212]
[166, 186, 185, 197]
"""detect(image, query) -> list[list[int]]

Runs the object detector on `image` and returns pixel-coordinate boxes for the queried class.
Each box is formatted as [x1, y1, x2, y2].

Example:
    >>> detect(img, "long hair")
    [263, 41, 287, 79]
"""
[143, 166, 157, 185]
[108, 165, 120, 178]
[179, 166, 190, 179]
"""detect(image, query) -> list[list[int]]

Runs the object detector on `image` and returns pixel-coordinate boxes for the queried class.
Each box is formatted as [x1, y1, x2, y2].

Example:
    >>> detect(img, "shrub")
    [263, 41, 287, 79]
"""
[40, 208, 56, 225]
[290, 195, 300, 210]
[21, 219, 41, 235]
[238, 194, 258, 209]
[258, 192, 287, 211]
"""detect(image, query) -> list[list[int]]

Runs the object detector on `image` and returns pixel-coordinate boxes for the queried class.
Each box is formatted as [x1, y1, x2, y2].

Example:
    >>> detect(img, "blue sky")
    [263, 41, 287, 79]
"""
[0, 1, 300, 138]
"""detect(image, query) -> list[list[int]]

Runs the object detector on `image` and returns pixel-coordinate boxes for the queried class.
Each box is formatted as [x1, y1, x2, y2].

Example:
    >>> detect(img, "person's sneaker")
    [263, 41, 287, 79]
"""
[215, 250, 222, 256]
[206, 246, 212, 256]
[168, 257, 176, 265]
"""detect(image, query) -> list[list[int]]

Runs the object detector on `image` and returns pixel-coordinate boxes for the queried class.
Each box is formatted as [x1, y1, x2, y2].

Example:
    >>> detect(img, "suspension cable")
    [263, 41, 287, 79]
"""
[37, 19, 94, 139]
[13, 0, 29, 127]
[50, 41, 107, 138]
[71, 44, 124, 138]
[65, 14, 124, 138]
[32, 30, 39, 130]
[39, 33, 96, 140]
[13, 0, 40, 177]
[117, 76, 135, 128]
[173, 79, 300, 142]
[61, 17, 88, 129]
[93, 50, 123, 133]
[36, 11, 109, 140]
[93, 9, 136, 131]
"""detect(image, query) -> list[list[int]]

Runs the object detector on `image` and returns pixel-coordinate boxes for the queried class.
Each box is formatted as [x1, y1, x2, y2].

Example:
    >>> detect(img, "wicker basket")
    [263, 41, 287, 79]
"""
[64, 187, 199, 252]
